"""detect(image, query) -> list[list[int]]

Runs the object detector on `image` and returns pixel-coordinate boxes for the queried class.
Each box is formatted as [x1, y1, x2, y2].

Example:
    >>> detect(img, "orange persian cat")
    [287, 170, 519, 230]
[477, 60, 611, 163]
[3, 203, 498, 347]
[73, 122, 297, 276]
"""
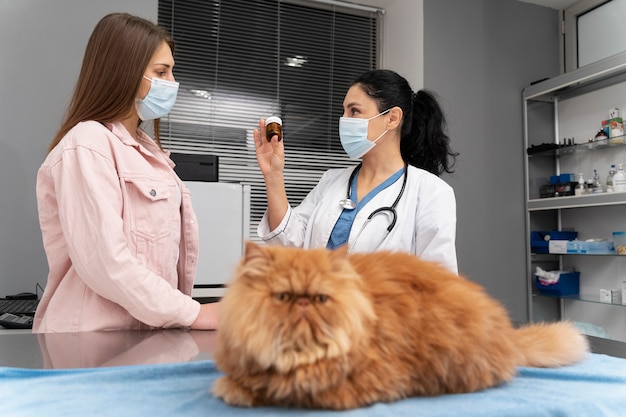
[213, 242, 589, 410]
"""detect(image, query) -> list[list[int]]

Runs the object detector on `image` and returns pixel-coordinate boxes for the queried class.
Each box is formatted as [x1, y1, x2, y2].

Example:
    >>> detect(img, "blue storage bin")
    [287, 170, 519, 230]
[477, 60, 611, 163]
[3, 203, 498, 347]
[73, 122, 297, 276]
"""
[530, 230, 578, 254]
[535, 271, 580, 296]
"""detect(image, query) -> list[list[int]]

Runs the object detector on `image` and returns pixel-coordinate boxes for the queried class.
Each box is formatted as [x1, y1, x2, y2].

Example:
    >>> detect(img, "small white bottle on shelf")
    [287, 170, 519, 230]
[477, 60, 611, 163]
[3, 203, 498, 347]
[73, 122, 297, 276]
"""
[575, 173, 587, 196]
[612, 163, 626, 192]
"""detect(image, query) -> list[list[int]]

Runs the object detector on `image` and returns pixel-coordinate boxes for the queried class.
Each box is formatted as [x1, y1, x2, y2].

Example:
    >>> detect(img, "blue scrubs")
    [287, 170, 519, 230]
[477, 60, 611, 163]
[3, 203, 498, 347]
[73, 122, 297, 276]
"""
[327, 167, 404, 250]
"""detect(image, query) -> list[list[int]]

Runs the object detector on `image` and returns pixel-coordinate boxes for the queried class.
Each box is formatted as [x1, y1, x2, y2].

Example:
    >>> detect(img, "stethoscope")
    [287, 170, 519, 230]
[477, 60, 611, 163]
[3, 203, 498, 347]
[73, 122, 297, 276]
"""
[338, 162, 408, 250]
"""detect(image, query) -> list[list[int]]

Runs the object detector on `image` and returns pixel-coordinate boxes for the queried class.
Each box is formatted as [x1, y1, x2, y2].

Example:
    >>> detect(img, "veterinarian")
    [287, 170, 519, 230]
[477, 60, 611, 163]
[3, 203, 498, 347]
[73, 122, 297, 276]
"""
[255, 69, 458, 274]
[33, 13, 219, 332]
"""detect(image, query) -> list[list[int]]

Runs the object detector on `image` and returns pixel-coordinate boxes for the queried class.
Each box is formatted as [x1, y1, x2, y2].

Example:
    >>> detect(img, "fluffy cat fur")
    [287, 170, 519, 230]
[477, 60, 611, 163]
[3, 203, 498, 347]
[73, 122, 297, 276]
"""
[213, 242, 589, 410]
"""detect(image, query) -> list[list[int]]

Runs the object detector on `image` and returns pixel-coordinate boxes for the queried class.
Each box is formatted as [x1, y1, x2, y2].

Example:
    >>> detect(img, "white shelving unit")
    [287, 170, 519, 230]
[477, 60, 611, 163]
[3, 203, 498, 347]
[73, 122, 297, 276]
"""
[523, 51, 626, 357]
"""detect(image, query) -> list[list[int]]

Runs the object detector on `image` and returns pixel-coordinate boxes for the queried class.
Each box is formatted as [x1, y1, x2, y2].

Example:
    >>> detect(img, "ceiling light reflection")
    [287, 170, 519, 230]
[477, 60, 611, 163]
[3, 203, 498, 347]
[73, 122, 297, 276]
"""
[285, 55, 308, 67]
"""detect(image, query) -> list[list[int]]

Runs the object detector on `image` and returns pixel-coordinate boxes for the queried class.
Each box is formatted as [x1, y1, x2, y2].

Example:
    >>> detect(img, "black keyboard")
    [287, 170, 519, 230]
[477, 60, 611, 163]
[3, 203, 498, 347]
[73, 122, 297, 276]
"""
[0, 299, 39, 315]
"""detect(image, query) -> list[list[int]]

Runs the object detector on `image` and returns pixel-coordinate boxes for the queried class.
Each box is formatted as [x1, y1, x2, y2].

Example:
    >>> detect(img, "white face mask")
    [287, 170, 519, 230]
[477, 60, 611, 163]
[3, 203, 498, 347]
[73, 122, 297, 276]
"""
[135, 76, 179, 121]
[338, 109, 390, 159]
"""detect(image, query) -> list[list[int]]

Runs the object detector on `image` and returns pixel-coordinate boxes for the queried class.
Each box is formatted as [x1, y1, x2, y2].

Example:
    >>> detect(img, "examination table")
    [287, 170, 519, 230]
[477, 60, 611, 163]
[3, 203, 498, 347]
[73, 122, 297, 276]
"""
[0, 329, 625, 416]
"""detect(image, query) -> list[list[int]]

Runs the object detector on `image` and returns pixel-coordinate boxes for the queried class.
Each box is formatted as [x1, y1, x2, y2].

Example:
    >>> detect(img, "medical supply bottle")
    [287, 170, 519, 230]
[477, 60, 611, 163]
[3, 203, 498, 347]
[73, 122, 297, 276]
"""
[575, 173, 587, 196]
[613, 164, 626, 192]
[606, 164, 616, 192]
[592, 169, 603, 193]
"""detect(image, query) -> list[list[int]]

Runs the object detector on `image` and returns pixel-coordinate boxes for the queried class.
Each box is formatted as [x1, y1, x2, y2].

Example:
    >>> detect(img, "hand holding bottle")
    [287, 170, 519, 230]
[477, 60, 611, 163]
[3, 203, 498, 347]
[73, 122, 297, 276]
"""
[254, 118, 289, 231]
[254, 118, 285, 178]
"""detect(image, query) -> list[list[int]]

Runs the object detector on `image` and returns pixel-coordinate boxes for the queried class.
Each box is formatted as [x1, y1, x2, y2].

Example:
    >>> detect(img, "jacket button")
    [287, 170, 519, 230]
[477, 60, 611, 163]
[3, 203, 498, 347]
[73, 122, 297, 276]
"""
[150, 189, 156, 197]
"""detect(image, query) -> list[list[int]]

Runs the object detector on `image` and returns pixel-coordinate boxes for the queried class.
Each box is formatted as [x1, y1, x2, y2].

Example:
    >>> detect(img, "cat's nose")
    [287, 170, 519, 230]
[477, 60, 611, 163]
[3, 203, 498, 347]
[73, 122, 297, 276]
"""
[298, 298, 310, 307]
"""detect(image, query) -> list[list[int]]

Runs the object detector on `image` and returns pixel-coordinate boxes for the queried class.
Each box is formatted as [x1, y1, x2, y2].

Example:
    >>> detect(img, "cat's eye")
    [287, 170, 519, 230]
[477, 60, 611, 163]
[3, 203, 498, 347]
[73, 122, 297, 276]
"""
[316, 294, 328, 303]
[276, 292, 291, 302]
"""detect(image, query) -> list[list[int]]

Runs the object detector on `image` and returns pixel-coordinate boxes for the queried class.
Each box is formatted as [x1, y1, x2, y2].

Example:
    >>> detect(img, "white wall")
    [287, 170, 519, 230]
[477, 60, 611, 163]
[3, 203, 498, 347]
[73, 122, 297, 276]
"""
[357, 0, 424, 89]
[423, 0, 560, 322]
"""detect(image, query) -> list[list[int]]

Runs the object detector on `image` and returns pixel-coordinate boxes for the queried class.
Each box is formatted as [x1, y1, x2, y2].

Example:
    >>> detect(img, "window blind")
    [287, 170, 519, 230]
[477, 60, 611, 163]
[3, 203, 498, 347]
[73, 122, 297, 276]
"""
[158, 0, 381, 241]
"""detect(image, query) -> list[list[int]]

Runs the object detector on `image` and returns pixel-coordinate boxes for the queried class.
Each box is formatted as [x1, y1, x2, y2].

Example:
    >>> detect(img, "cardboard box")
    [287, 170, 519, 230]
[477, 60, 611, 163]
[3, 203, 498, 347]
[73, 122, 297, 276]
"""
[603, 117, 624, 143]
[566, 240, 615, 254]
[600, 288, 622, 304]
[549, 240, 568, 254]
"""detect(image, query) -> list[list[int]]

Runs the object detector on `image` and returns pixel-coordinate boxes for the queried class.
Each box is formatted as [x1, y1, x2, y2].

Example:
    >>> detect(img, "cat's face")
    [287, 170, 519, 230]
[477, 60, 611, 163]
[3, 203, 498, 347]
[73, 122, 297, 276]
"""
[217, 242, 376, 374]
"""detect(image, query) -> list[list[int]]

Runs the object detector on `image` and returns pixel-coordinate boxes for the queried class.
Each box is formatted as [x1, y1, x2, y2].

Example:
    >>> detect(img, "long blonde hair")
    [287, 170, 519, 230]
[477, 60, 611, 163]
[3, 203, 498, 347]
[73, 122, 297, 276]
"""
[47, 13, 174, 153]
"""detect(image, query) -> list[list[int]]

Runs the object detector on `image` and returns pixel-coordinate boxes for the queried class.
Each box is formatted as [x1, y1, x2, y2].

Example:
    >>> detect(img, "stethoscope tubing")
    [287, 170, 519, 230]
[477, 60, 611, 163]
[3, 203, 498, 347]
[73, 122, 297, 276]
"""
[344, 163, 408, 249]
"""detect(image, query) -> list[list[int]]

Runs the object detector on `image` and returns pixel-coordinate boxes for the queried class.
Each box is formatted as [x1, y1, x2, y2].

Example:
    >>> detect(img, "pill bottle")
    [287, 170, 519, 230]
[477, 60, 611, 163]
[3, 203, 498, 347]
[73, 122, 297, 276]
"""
[265, 116, 283, 142]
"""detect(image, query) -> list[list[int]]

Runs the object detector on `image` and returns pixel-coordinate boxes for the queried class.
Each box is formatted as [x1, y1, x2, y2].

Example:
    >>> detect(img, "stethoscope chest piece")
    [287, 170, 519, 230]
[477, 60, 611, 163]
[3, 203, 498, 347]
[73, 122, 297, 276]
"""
[339, 198, 357, 210]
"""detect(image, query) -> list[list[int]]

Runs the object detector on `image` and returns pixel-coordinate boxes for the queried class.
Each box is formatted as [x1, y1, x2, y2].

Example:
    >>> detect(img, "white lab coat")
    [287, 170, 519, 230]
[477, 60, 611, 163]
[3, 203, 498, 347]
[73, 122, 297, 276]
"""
[257, 165, 458, 274]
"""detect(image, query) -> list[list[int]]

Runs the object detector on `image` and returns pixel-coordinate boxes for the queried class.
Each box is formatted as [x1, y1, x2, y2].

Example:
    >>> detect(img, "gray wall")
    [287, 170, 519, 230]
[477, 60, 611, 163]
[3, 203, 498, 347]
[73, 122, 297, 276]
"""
[0, 0, 157, 296]
[1, 0, 559, 324]
[424, 0, 560, 322]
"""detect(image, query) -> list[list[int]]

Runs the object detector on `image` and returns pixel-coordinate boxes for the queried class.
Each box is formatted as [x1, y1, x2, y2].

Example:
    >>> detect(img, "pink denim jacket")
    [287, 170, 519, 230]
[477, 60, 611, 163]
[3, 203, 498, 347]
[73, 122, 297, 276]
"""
[34, 121, 201, 332]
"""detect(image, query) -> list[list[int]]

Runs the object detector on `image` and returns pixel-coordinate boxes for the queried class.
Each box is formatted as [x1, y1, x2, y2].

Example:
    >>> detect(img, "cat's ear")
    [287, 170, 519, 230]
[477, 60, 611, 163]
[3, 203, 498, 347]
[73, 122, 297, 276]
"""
[243, 240, 266, 263]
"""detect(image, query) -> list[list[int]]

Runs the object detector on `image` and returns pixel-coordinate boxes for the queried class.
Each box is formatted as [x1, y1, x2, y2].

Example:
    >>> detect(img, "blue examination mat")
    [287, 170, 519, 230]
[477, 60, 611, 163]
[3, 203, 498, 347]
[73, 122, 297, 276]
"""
[1, 353, 625, 416]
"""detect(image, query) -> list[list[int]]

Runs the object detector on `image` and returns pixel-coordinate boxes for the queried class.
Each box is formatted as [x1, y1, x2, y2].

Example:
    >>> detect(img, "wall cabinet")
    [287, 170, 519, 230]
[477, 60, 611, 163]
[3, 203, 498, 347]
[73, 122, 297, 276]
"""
[523, 51, 626, 357]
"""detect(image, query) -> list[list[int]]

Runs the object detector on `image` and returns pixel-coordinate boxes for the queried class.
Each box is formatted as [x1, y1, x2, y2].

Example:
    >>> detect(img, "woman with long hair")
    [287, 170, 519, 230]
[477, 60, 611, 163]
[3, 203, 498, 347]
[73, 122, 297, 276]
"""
[34, 13, 219, 332]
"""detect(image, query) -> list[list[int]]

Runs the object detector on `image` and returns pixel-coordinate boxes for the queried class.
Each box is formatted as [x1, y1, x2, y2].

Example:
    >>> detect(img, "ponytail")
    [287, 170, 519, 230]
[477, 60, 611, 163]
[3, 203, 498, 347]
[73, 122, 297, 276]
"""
[402, 90, 457, 175]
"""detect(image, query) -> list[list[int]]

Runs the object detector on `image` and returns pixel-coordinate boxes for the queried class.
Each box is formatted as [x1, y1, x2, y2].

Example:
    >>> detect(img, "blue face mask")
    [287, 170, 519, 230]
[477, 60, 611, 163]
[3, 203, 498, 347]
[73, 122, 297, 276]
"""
[339, 109, 390, 159]
[135, 76, 179, 121]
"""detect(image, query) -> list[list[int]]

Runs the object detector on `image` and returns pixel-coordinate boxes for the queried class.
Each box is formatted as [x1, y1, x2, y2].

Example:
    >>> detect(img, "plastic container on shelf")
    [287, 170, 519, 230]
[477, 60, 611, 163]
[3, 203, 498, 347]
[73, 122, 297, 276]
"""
[612, 164, 626, 192]
[574, 173, 587, 196]
[566, 240, 614, 254]
[606, 164, 616, 192]
[530, 230, 578, 254]
[535, 271, 580, 296]
[592, 169, 603, 193]
[613, 232, 626, 255]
